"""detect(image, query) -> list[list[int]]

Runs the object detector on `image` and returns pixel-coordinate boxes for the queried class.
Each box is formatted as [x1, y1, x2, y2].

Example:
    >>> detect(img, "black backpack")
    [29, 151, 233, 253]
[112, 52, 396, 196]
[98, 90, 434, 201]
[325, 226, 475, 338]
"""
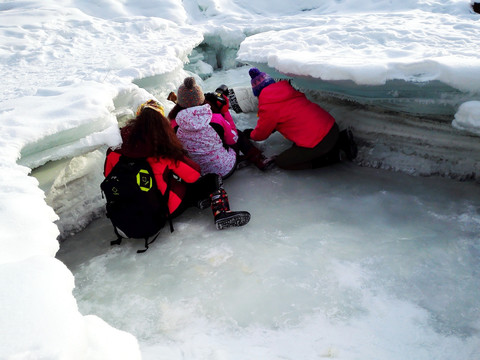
[100, 155, 173, 253]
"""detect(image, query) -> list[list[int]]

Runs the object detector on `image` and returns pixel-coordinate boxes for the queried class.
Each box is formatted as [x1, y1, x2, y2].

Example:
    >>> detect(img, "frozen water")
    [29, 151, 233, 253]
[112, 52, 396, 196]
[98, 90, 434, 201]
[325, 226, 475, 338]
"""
[57, 159, 480, 359]
[54, 67, 480, 357]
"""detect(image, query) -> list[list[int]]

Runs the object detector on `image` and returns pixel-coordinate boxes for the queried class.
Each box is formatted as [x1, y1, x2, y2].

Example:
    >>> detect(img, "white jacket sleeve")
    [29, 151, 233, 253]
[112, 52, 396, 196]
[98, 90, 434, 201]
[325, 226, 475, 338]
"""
[228, 86, 259, 113]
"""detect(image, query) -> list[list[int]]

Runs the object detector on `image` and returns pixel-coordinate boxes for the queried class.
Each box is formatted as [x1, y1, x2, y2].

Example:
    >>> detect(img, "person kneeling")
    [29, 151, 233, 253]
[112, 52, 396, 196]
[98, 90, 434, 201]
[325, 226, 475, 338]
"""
[243, 68, 358, 170]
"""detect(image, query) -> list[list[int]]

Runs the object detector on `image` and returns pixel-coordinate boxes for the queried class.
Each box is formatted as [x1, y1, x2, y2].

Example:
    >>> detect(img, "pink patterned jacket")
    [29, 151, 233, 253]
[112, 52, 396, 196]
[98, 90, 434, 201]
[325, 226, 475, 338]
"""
[175, 104, 237, 177]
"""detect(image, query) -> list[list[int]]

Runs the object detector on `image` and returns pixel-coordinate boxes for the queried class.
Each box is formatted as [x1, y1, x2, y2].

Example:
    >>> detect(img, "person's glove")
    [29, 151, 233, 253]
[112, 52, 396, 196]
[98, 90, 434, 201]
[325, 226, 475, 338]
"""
[167, 91, 177, 104]
[219, 94, 230, 114]
[242, 128, 254, 139]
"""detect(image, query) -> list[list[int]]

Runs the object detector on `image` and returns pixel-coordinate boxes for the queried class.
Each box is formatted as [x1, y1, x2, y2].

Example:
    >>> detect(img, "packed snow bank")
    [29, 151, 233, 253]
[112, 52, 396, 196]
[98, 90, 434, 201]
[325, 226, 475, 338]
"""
[2, 4, 203, 168]
[70, 0, 188, 23]
[239, 11, 480, 91]
[453, 101, 480, 135]
[0, 2, 202, 359]
[0, 256, 141, 359]
[237, 10, 480, 119]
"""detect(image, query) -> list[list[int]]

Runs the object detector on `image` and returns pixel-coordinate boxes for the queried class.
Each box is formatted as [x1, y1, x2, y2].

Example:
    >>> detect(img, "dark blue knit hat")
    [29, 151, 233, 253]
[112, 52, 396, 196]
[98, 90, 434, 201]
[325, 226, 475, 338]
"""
[249, 68, 275, 97]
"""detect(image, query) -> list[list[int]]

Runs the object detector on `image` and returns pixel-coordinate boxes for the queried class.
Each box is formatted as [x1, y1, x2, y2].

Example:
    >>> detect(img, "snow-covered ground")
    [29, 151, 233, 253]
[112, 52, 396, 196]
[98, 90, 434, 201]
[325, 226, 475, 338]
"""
[1, 0, 479, 359]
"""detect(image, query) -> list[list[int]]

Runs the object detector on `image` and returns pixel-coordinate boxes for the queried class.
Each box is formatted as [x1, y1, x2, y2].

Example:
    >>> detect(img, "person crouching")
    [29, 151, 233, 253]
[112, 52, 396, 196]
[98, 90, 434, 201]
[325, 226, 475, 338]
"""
[243, 68, 357, 170]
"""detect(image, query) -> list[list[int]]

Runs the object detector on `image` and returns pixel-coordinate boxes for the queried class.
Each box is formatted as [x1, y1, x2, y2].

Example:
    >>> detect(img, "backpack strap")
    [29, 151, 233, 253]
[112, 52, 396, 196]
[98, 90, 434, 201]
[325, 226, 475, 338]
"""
[112, 219, 164, 253]
[137, 233, 161, 254]
[111, 227, 123, 246]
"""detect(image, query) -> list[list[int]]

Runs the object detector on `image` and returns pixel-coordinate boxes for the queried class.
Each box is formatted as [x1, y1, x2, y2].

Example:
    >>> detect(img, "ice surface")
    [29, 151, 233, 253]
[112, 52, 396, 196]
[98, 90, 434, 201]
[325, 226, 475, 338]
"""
[1, 0, 480, 359]
[57, 161, 480, 360]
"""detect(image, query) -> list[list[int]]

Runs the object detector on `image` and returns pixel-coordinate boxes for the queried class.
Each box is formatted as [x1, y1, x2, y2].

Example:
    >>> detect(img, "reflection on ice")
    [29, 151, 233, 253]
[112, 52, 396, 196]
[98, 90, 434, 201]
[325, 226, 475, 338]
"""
[57, 163, 480, 359]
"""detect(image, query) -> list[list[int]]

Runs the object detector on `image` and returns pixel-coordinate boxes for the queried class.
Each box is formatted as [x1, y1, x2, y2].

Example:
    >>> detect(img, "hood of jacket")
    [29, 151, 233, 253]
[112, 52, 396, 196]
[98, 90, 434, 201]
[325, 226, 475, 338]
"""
[175, 104, 212, 131]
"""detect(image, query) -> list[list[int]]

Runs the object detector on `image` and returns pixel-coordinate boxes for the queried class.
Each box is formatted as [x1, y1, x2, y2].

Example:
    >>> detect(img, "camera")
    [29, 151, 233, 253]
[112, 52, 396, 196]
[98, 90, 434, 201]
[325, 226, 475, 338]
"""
[205, 84, 230, 113]
[213, 84, 229, 106]
[215, 84, 229, 96]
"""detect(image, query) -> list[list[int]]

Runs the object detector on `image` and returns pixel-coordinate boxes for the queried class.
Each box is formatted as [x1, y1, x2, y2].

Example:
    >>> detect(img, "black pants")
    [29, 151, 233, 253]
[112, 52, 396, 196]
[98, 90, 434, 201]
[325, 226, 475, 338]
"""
[275, 123, 340, 170]
[221, 130, 256, 180]
[234, 130, 256, 155]
[170, 173, 221, 218]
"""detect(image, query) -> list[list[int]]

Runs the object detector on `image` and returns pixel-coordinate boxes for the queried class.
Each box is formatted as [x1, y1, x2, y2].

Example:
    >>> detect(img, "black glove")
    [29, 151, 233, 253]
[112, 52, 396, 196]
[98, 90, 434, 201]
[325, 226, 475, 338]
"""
[242, 128, 254, 139]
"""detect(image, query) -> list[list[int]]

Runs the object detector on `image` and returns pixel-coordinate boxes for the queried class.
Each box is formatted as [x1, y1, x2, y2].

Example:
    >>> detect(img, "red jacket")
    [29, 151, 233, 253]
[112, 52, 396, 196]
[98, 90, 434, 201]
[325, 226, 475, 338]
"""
[104, 126, 201, 214]
[250, 81, 335, 148]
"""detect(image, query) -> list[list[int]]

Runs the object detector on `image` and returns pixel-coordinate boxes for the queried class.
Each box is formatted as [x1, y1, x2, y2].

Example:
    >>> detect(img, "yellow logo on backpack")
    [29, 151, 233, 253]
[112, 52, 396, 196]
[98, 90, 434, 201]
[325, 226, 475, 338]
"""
[136, 169, 152, 192]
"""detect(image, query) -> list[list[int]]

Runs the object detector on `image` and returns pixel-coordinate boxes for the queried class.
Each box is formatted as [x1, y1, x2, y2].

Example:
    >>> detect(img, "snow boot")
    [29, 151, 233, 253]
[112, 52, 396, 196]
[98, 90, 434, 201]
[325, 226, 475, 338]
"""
[311, 147, 342, 168]
[338, 127, 358, 161]
[236, 154, 251, 170]
[245, 147, 275, 171]
[210, 189, 250, 230]
[196, 197, 211, 210]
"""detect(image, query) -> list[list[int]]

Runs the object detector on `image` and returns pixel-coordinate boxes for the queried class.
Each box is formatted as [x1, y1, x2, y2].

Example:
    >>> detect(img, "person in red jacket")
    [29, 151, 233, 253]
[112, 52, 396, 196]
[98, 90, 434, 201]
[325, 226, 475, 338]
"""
[104, 99, 250, 230]
[243, 68, 357, 170]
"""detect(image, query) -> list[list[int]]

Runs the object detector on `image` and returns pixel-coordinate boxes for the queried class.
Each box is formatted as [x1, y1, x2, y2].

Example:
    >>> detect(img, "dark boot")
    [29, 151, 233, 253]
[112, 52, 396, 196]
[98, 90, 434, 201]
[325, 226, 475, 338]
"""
[196, 197, 211, 210]
[311, 149, 342, 168]
[210, 189, 250, 230]
[245, 147, 275, 171]
[236, 154, 250, 170]
[338, 127, 358, 161]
